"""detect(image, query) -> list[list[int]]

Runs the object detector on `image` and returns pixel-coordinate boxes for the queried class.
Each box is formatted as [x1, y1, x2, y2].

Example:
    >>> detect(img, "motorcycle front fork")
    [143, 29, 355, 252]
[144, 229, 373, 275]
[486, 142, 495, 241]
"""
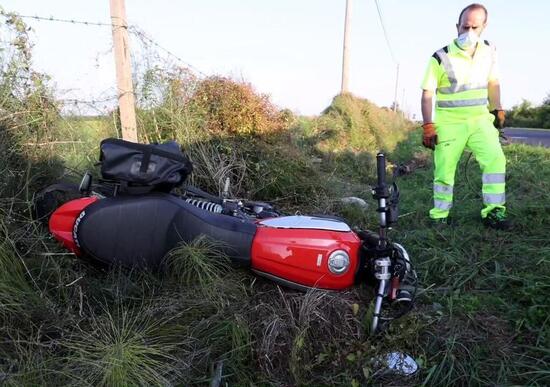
[371, 256, 392, 333]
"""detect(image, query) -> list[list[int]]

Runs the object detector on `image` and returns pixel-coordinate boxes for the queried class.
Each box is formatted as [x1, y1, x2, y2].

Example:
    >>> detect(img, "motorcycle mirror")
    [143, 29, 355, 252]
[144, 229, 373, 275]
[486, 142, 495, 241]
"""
[79, 172, 92, 195]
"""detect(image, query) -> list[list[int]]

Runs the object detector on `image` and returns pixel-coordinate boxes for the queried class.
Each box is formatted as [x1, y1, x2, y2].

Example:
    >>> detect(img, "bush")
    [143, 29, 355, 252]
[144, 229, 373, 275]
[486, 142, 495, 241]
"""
[506, 95, 550, 129]
[189, 76, 288, 135]
[294, 93, 414, 155]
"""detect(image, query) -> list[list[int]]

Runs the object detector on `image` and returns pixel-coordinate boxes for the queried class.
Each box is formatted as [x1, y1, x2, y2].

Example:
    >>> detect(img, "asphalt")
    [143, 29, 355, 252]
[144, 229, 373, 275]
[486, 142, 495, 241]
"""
[502, 128, 550, 147]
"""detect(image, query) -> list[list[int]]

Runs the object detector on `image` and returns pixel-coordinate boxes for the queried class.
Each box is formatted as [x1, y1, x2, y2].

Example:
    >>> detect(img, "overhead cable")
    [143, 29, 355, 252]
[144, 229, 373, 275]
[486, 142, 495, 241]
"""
[0, 10, 207, 76]
[373, 0, 398, 65]
[0, 10, 124, 28]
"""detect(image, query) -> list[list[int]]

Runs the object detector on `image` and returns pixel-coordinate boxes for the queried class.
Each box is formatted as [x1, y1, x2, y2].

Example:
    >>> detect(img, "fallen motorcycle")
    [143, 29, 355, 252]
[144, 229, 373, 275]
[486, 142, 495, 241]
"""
[36, 138, 417, 332]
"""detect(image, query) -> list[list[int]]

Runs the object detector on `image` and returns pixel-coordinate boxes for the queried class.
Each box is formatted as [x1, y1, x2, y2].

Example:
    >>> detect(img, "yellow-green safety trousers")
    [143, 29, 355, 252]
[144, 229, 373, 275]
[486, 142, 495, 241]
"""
[430, 114, 506, 219]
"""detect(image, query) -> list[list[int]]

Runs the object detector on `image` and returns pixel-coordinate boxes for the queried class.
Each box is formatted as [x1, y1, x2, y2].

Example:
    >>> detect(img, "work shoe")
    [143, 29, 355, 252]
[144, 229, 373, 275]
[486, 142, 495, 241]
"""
[483, 208, 512, 230]
[394, 289, 413, 304]
[430, 217, 449, 229]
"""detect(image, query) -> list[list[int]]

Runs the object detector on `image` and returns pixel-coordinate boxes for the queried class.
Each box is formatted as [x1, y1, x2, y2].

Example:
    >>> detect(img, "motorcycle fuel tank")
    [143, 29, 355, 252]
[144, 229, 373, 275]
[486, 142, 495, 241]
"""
[251, 216, 362, 290]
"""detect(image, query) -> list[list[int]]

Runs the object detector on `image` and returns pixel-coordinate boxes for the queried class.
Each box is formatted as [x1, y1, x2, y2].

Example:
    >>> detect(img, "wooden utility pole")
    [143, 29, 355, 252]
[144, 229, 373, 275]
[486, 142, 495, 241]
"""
[110, 0, 138, 142]
[341, 0, 352, 94]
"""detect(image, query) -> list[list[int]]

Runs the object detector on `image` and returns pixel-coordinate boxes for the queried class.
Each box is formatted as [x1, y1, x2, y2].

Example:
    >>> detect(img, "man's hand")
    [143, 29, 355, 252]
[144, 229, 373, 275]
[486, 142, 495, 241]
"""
[490, 109, 506, 129]
[422, 123, 437, 150]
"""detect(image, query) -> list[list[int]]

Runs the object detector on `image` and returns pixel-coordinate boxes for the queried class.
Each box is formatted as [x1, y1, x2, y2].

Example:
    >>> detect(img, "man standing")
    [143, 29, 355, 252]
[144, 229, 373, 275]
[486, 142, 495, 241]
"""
[420, 3, 510, 230]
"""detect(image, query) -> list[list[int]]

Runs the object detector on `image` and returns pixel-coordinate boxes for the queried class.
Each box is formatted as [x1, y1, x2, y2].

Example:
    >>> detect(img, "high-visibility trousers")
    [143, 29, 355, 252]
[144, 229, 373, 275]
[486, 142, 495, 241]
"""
[430, 115, 506, 219]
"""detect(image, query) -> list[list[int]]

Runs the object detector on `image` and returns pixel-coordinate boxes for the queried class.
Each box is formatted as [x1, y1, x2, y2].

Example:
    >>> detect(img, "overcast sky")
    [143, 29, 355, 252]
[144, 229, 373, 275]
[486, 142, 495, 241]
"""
[2, 0, 549, 118]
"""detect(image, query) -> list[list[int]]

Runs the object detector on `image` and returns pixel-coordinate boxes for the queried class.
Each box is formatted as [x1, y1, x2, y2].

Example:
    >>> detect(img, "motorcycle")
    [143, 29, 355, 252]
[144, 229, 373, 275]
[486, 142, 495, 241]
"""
[36, 138, 417, 333]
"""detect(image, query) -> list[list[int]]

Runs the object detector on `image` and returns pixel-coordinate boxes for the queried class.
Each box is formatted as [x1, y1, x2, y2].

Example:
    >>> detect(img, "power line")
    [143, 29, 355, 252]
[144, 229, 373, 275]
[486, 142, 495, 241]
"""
[0, 10, 208, 77]
[373, 0, 401, 111]
[373, 0, 398, 65]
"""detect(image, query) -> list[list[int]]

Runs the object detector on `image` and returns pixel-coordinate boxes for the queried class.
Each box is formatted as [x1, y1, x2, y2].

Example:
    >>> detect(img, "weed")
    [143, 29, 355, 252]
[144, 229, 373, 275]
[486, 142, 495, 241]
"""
[164, 235, 232, 289]
[0, 242, 41, 322]
[62, 301, 184, 386]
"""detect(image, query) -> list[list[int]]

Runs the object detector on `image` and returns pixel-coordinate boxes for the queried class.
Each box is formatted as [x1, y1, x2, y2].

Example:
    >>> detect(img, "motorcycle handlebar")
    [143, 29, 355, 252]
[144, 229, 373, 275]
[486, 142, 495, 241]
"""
[376, 153, 386, 187]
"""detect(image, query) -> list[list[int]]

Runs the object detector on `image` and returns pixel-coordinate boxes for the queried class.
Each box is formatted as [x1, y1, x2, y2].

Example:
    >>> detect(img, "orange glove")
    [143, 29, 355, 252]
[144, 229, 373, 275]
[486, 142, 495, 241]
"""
[490, 109, 506, 129]
[422, 123, 437, 150]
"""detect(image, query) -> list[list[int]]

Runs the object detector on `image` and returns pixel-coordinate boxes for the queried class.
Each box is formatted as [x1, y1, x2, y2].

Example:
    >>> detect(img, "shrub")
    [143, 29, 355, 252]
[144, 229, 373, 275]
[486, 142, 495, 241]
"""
[295, 93, 414, 156]
[506, 95, 550, 129]
[189, 76, 287, 135]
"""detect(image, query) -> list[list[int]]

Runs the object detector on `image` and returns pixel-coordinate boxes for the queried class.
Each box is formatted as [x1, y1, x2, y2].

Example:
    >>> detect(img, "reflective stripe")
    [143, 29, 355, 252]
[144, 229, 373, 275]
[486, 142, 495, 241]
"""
[435, 47, 488, 95]
[482, 173, 505, 184]
[437, 98, 488, 108]
[483, 193, 505, 204]
[438, 83, 487, 94]
[434, 200, 452, 210]
[434, 184, 453, 194]
[437, 49, 457, 88]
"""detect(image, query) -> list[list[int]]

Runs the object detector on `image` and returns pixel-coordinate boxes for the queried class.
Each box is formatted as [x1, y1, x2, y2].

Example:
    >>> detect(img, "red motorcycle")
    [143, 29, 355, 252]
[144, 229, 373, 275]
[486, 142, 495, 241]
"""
[37, 138, 417, 332]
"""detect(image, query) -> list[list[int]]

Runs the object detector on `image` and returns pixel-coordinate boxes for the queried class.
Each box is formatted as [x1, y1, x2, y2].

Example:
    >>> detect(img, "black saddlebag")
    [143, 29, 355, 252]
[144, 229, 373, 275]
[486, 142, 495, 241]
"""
[99, 138, 193, 194]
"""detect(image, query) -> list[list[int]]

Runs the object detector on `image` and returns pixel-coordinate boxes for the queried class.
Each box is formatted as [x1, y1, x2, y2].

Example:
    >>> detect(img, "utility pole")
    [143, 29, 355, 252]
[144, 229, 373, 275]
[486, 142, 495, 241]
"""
[401, 88, 406, 118]
[110, 0, 138, 142]
[393, 64, 399, 112]
[341, 0, 352, 94]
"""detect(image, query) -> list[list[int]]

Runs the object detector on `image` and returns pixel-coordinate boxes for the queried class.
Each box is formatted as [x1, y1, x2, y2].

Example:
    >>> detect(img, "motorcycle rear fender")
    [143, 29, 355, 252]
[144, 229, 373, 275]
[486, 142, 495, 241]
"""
[49, 197, 98, 255]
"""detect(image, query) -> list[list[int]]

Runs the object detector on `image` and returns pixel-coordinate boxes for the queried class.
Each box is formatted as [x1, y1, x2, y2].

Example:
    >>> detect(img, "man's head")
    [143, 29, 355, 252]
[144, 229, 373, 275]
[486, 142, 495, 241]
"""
[456, 3, 488, 37]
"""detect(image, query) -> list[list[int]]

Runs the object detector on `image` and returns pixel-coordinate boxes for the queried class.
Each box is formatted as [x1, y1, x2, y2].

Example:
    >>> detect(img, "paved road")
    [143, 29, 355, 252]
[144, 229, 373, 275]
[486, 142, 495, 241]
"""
[503, 128, 550, 147]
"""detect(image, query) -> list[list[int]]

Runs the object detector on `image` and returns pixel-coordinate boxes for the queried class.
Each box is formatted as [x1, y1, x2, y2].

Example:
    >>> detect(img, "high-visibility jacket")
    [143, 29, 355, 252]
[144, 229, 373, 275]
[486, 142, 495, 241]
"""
[421, 39, 499, 124]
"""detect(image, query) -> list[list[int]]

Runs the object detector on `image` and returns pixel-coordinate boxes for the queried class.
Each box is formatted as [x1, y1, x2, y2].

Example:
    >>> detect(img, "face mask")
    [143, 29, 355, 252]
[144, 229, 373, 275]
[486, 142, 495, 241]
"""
[456, 30, 480, 50]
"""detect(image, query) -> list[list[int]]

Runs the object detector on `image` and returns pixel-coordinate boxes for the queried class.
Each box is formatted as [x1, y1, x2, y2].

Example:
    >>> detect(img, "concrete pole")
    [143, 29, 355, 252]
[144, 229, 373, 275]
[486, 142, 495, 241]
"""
[341, 0, 352, 94]
[401, 88, 406, 118]
[110, 0, 138, 142]
[393, 63, 399, 112]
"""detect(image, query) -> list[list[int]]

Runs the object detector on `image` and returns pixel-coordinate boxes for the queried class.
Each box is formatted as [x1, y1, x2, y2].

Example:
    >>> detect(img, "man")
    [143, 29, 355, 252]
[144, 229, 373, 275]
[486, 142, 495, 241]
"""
[420, 3, 510, 230]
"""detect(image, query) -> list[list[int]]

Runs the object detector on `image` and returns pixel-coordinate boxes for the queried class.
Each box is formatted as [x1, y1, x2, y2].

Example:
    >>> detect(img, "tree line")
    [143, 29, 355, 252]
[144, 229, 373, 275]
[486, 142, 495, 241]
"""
[506, 94, 550, 129]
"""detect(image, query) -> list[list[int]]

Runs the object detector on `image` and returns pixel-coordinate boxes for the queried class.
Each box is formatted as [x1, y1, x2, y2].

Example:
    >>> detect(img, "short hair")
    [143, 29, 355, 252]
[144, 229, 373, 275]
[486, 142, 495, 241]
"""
[458, 3, 488, 25]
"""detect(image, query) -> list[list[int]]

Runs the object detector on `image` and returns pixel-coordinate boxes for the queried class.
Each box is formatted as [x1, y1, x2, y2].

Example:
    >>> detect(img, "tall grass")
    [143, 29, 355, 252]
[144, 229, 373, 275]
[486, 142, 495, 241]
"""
[0, 242, 41, 322]
[164, 235, 232, 292]
[62, 301, 183, 387]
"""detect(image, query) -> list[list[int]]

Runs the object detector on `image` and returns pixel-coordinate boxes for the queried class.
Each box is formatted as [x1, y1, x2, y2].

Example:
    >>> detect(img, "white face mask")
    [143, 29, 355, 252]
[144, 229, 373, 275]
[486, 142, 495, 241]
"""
[456, 30, 480, 50]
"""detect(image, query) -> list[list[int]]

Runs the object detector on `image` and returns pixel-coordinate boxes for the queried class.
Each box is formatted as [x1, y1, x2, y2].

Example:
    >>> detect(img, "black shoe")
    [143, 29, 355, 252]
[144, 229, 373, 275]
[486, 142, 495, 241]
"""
[483, 208, 512, 230]
[394, 289, 413, 304]
[430, 217, 449, 229]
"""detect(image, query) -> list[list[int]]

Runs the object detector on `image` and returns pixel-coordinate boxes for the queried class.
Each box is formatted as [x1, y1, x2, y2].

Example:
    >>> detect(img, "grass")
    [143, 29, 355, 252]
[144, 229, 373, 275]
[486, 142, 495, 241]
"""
[62, 301, 182, 387]
[2, 110, 550, 385]
[0, 242, 42, 322]
[164, 236, 232, 288]
[388, 141, 550, 386]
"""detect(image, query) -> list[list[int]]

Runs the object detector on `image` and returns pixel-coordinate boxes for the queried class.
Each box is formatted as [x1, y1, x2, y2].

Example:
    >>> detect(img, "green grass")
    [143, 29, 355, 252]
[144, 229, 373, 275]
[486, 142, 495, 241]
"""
[3, 122, 550, 385]
[389, 143, 550, 386]
[0, 242, 42, 322]
[61, 301, 182, 387]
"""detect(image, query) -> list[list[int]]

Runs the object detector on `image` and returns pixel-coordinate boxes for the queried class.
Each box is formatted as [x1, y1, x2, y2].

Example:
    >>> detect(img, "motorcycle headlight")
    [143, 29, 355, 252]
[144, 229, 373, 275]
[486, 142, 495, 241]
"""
[327, 250, 350, 275]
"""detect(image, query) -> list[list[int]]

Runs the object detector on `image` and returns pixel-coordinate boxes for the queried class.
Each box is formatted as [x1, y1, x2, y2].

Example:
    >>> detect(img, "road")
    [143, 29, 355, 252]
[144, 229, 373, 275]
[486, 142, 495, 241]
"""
[503, 128, 550, 147]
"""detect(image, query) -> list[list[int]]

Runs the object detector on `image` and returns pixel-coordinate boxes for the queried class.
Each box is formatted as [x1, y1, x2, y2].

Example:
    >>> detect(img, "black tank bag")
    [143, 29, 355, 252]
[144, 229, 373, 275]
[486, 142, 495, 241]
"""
[99, 138, 193, 194]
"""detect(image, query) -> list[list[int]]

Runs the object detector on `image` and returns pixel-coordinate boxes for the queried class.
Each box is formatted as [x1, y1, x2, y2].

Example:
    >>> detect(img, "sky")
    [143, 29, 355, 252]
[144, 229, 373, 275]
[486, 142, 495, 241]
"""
[1, 0, 550, 119]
